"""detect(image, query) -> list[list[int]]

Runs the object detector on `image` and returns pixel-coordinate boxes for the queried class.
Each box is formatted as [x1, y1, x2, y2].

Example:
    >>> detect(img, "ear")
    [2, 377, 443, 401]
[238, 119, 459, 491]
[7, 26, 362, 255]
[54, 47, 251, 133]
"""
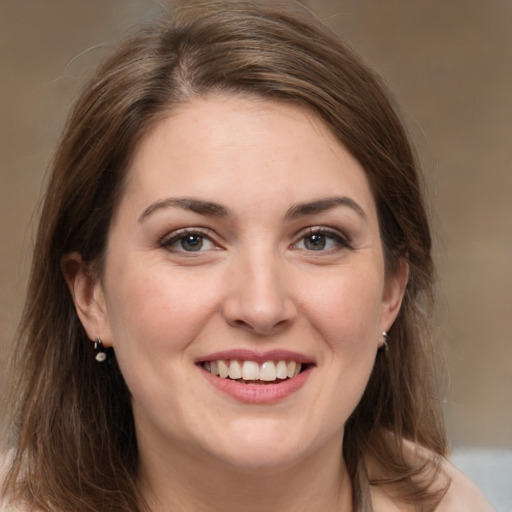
[379, 259, 409, 337]
[62, 252, 112, 347]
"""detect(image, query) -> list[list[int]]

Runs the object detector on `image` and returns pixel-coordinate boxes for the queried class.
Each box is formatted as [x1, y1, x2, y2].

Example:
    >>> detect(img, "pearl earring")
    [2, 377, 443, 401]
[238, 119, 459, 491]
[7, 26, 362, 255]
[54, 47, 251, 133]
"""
[94, 337, 107, 362]
[381, 331, 389, 351]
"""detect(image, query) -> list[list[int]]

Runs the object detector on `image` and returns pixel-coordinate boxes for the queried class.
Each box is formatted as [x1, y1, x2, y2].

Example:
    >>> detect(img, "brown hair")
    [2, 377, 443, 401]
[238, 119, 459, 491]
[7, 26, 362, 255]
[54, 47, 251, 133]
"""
[3, 1, 447, 510]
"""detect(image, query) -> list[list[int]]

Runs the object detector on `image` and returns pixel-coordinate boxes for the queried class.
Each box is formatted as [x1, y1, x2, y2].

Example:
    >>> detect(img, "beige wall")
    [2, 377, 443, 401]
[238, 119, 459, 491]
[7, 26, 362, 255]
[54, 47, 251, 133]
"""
[1, 0, 511, 449]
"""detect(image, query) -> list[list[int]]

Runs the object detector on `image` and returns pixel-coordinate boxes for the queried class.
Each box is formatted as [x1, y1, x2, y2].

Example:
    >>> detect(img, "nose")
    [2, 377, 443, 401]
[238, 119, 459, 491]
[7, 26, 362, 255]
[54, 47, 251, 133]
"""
[222, 251, 297, 335]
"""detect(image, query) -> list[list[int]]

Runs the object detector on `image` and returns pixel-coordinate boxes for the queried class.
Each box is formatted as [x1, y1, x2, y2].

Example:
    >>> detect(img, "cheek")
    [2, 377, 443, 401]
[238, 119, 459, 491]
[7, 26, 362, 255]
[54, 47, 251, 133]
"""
[293, 267, 385, 442]
[301, 265, 384, 352]
[103, 257, 222, 357]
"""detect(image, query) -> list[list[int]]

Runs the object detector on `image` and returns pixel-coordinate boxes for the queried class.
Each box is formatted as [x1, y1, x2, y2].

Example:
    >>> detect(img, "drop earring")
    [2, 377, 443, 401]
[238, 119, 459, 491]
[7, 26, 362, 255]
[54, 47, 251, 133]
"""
[94, 337, 107, 362]
[381, 331, 389, 351]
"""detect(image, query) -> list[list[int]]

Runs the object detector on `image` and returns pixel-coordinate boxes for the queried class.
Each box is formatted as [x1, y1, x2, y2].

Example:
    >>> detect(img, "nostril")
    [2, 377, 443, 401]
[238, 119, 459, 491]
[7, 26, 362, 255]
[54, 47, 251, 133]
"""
[227, 316, 292, 335]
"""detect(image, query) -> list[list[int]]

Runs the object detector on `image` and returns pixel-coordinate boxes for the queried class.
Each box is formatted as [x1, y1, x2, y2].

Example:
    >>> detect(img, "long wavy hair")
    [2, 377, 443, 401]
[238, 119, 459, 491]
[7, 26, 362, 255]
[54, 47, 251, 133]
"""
[2, 2, 447, 511]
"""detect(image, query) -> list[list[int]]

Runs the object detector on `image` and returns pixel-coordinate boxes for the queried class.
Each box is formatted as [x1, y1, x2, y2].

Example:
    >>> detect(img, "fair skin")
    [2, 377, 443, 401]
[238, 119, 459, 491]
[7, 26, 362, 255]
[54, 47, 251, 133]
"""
[64, 96, 491, 512]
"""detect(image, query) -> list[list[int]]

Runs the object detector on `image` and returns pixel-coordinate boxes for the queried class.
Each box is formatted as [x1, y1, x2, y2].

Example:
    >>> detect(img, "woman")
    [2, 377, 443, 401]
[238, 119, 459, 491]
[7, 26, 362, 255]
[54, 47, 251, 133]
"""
[1, 1, 492, 511]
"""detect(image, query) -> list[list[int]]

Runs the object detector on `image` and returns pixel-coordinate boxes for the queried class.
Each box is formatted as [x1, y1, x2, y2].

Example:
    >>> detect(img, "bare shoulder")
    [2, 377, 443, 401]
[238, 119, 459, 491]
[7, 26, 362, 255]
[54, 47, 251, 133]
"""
[368, 439, 494, 512]
[0, 451, 29, 512]
[401, 440, 494, 511]
[0, 451, 10, 511]
[435, 457, 495, 512]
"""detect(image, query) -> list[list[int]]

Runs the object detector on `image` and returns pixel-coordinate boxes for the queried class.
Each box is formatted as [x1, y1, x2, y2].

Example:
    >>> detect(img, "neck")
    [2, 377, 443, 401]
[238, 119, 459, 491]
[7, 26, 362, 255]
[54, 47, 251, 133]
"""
[138, 434, 352, 512]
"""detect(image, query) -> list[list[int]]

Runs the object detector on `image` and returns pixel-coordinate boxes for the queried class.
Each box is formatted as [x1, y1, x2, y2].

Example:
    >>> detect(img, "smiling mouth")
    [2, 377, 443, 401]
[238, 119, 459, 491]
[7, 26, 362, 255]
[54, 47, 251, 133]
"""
[202, 359, 307, 384]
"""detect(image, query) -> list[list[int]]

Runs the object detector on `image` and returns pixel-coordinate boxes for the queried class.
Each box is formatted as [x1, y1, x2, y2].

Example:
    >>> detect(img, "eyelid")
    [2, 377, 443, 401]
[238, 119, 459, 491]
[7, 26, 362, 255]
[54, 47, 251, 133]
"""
[159, 227, 221, 251]
[158, 225, 352, 253]
[291, 226, 353, 251]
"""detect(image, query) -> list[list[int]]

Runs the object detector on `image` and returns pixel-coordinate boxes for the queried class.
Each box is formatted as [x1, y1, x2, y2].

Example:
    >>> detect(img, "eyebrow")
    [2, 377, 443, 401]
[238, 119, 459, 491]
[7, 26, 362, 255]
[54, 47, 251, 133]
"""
[285, 196, 367, 220]
[138, 195, 366, 223]
[138, 197, 231, 222]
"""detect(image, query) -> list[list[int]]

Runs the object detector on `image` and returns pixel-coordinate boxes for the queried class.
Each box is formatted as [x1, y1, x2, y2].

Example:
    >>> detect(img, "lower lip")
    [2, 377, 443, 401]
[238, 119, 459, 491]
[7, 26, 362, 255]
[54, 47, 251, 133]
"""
[200, 366, 312, 404]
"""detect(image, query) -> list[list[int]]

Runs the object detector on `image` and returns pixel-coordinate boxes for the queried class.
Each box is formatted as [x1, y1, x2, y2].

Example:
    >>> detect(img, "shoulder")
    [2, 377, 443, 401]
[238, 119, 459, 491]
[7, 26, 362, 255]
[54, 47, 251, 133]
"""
[400, 440, 494, 511]
[0, 451, 30, 512]
[0, 452, 13, 512]
[434, 457, 495, 512]
[368, 439, 494, 512]
[0, 452, 10, 511]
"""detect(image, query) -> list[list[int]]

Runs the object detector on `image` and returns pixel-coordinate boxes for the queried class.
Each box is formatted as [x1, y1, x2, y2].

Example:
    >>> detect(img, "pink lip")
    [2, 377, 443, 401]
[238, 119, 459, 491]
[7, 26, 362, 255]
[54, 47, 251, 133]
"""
[199, 365, 312, 404]
[195, 349, 315, 365]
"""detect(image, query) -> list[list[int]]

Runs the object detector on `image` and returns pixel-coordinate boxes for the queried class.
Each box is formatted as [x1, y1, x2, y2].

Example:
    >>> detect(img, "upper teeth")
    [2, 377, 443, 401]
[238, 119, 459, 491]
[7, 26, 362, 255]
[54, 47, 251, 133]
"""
[203, 360, 302, 381]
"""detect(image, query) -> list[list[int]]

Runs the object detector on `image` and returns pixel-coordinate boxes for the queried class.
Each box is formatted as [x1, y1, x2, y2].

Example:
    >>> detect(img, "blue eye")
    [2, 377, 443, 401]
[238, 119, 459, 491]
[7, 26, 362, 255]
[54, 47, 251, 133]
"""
[161, 231, 216, 252]
[294, 230, 350, 252]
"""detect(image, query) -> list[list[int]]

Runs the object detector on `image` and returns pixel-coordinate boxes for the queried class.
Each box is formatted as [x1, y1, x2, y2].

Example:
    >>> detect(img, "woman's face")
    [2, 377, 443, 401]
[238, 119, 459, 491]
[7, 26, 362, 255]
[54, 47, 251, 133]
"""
[75, 96, 406, 471]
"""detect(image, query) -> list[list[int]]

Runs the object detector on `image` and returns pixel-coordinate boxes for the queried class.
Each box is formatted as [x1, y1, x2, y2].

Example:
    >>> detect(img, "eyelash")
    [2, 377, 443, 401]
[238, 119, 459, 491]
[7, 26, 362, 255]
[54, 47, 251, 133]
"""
[159, 228, 219, 253]
[292, 227, 353, 253]
[159, 227, 352, 254]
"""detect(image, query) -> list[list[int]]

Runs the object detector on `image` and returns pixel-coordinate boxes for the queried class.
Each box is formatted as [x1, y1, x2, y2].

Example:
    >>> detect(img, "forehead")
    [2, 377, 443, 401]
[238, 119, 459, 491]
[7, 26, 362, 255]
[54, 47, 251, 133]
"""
[120, 95, 377, 221]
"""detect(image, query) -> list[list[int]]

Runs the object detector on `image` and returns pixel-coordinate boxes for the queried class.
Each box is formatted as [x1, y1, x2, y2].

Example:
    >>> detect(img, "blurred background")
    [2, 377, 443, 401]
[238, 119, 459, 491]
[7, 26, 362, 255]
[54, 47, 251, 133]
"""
[1, 0, 511, 506]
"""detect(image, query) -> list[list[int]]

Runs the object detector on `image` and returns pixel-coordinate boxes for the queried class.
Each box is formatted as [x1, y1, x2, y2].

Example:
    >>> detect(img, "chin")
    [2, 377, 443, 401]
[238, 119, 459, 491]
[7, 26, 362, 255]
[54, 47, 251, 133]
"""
[209, 444, 308, 474]
[197, 418, 335, 473]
